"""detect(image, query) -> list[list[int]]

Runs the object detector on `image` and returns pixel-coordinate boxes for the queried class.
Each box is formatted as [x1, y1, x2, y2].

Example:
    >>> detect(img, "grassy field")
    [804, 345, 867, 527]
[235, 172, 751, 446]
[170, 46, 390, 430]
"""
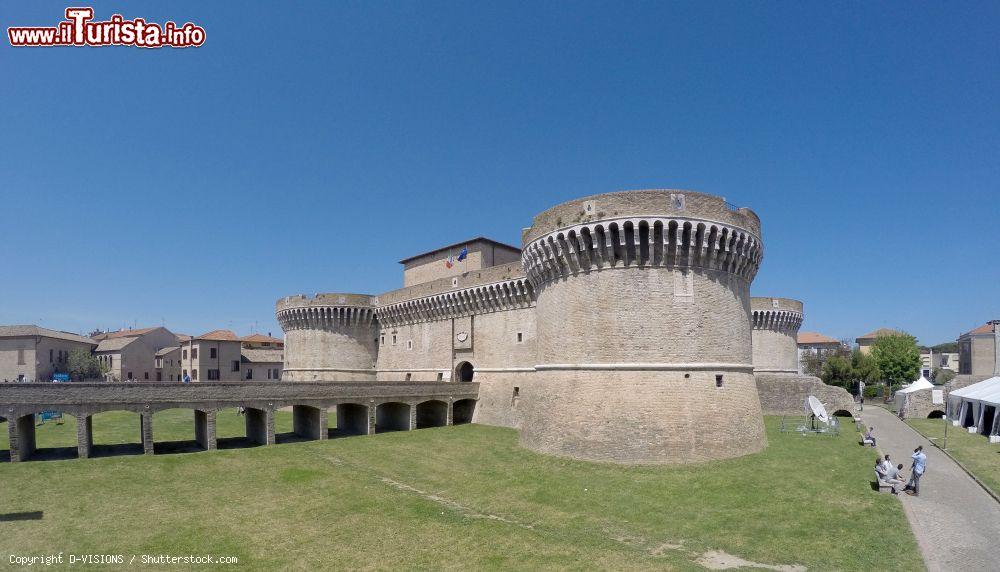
[0, 409, 302, 455]
[0, 414, 921, 570]
[907, 417, 1000, 496]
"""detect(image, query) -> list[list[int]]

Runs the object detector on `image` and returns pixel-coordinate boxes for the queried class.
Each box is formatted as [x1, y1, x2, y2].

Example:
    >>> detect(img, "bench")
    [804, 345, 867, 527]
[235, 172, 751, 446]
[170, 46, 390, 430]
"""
[859, 437, 875, 447]
[873, 471, 895, 493]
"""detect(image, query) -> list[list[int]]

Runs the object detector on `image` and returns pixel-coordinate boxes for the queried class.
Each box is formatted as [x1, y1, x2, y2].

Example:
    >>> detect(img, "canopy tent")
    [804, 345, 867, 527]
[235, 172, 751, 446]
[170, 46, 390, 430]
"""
[898, 375, 934, 393]
[947, 376, 1000, 441]
[893, 375, 935, 414]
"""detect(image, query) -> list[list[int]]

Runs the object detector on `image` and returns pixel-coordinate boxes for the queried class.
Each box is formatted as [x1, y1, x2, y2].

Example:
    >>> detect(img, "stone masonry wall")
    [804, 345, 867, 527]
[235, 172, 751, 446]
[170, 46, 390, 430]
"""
[750, 297, 802, 374]
[897, 388, 946, 420]
[754, 373, 856, 416]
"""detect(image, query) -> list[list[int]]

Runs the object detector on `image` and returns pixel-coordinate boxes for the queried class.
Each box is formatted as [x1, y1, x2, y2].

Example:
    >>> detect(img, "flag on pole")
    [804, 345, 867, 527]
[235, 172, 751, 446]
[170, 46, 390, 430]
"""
[444, 255, 454, 269]
[457, 247, 468, 262]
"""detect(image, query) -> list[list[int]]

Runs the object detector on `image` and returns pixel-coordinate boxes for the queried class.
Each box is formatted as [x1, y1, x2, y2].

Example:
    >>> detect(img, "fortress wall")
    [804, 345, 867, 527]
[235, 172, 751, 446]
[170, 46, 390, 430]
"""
[472, 370, 535, 428]
[465, 308, 537, 428]
[378, 263, 525, 306]
[404, 249, 488, 287]
[519, 370, 763, 464]
[750, 297, 802, 374]
[276, 294, 377, 382]
[522, 189, 761, 244]
[754, 373, 855, 416]
[751, 329, 799, 373]
[519, 189, 767, 464]
[537, 268, 751, 364]
[897, 388, 946, 420]
[470, 307, 536, 368]
[376, 320, 453, 381]
[282, 328, 377, 382]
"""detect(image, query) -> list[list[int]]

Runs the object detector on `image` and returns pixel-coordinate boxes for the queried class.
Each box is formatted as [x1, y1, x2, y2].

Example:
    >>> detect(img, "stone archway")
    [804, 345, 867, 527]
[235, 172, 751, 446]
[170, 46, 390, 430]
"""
[415, 400, 448, 429]
[455, 361, 474, 383]
[453, 399, 476, 424]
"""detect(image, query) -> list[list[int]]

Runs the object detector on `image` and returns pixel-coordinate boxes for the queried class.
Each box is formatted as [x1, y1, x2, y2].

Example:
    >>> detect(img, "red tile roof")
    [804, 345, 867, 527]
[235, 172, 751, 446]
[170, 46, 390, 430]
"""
[195, 329, 240, 341]
[964, 322, 997, 335]
[94, 327, 158, 340]
[797, 332, 840, 345]
[241, 333, 283, 344]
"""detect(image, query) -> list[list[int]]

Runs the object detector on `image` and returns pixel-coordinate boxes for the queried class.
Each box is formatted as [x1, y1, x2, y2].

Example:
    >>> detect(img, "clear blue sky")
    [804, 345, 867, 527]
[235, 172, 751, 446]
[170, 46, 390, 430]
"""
[1, 1, 997, 345]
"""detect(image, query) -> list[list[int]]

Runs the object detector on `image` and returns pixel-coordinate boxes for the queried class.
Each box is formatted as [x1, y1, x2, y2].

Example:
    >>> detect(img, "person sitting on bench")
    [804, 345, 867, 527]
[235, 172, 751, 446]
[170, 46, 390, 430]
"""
[884, 463, 907, 494]
[874, 458, 896, 494]
[862, 426, 876, 447]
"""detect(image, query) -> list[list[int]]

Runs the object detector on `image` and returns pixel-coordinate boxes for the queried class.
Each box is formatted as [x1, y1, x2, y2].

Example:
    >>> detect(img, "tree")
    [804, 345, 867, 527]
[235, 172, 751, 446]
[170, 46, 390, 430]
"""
[819, 349, 880, 394]
[66, 349, 106, 380]
[801, 352, 824, 377]
[870, 332, 921, 392]
[820, 355, 854, 389]
[851, 350, 880, 386]
[932, 367, 956, 385]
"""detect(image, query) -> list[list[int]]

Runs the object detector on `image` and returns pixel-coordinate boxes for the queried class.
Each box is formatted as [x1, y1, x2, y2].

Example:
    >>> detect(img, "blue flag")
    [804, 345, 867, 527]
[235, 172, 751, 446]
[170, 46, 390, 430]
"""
[457, 247, 468, 261]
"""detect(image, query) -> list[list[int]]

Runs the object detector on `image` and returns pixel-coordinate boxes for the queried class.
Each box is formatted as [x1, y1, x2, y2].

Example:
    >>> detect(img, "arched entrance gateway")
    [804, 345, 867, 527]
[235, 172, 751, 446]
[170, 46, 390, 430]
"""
[455, 361, 474, 382]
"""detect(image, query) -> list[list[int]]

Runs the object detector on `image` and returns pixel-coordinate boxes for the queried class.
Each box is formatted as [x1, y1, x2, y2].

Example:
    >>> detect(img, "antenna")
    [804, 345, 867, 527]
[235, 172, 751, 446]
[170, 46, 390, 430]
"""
[807, 395, 829, 424]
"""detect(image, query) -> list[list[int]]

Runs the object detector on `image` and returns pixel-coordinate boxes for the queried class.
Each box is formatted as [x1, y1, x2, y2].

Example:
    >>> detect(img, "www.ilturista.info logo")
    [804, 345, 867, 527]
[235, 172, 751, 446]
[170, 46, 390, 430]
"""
[8, 7, 205, 48]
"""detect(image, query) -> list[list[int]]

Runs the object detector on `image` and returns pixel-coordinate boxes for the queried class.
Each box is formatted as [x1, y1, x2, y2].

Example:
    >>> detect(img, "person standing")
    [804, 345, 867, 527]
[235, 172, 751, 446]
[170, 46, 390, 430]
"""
[905, 446, 927, 496]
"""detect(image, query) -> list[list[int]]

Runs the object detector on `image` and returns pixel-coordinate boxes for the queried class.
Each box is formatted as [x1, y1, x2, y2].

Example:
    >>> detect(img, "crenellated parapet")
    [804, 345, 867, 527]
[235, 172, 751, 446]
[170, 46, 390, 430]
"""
[518, 189, 768, 465]
[378, 277, 534, 328]
[750, 297, 804, 374]
[276, 293, 379, 382]
[521, 191, 763, 290]
[276, 293, 378, 332]
[751, 309, 803, 333]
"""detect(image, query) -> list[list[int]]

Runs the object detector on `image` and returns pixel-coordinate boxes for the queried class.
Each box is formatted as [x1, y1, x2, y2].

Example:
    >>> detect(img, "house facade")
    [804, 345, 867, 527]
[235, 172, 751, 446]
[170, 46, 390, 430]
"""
[0, 325, 97, 382]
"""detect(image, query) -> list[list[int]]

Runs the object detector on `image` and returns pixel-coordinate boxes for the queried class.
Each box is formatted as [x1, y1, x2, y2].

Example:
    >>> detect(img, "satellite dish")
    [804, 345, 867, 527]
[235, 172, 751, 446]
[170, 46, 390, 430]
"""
[807, 395, 829, 423]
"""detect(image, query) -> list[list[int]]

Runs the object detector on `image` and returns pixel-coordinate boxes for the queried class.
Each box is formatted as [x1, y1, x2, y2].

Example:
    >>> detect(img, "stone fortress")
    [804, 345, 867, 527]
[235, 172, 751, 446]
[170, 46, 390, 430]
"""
[750, 297, 856, 417]
[277, 189, 855, 465]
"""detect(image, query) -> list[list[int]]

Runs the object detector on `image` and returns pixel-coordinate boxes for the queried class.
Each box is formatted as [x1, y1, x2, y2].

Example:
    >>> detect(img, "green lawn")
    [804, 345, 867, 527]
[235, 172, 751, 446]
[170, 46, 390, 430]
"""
[907, 418, 1000, 496]
[0, 415, 921, 570]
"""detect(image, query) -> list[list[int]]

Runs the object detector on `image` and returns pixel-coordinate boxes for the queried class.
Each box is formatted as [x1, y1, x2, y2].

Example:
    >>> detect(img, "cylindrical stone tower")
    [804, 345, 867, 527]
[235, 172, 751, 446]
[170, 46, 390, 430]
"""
[750, 297, 804, 374]
[275, 293, 378, 382]
[519, 189, 767, 464]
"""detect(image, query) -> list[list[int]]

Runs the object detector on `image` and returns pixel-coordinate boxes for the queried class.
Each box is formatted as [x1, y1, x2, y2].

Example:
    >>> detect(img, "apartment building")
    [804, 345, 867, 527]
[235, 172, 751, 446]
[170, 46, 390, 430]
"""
[93, 327, 181, 382]
[180, 329, 243, 381]
[0, 325, 97, 382]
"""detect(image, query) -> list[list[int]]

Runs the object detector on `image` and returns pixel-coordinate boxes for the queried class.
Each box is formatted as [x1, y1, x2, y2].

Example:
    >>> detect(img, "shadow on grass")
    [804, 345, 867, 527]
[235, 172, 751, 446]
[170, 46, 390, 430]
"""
[30, 447, 79, 461]
[327, 428, 367, 439]
[153, 440, 206, 455]
[0, 511, 43, 521]
[91, 443, 143, 458]
[275, 432, 311, 444]
[216, 436, 263, 450]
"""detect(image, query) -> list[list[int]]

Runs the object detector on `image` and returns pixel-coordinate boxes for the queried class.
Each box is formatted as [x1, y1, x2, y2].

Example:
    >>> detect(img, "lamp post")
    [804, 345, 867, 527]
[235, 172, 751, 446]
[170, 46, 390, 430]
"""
[943, 398, 949, 451]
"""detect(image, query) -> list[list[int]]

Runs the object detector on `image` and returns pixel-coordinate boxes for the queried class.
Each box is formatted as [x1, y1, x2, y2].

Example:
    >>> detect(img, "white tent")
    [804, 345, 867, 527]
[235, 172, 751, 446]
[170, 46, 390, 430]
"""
[894, 375, 934, 413]
[947, 376, 1000, 441]
[898, 375, 934, 393]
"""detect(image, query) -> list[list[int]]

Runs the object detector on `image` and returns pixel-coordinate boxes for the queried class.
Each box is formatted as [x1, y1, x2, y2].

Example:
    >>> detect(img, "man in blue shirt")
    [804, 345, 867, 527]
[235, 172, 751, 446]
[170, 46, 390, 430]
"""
[904, 446, 927, 496]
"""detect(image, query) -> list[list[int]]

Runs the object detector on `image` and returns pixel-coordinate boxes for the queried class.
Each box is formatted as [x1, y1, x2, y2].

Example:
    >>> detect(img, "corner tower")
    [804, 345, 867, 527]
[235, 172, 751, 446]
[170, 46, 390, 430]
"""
[519, 189, 767, 464]
[750, 297, 803, 374]
[275, 293, 378, 381]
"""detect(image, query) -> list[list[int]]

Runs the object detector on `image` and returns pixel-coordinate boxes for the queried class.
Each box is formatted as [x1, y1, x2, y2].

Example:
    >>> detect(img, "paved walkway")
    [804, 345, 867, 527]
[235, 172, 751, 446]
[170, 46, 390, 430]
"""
[862, 406, 1000, 572]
